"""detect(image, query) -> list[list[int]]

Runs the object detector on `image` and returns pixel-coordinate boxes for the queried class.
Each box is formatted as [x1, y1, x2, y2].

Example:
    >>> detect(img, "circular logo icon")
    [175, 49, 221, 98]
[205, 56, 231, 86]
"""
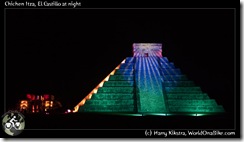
[2, 110, 25, 136]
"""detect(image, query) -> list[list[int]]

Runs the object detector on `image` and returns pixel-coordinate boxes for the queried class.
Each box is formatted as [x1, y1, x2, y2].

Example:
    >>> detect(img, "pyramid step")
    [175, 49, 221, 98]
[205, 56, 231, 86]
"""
[160, 57, 169, 63]
[120, 62, 134, 66]
[114, 69, 133, 75]
[79, 105, 135, 112]
[166, 91, 203, 94]
[166, 93, 209, 99]
[167, 99, 217, 106]
[165, 87, 202, 93]
[168, 105, 225, 112]
[120, 64, 134, 69]
[161, 64, 175, 69]
[85, 99, 134, 105]
[97, 87, 134, 93]
[163, 81, 195, 87]
[161, 61, 174, 66]
[91, 93, 134, 100]
[163, 75, 188, 81]
[125, 57, 135, 63]
[160, 68, 181, 75]
[109, 75, 134, 81]
[103, 81, 134, 87]
[161, 63, 175, 68]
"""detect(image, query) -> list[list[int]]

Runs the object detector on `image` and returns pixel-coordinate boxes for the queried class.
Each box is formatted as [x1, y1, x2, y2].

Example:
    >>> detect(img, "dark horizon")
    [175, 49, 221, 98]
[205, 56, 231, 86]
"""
[5, 9, 235, 115]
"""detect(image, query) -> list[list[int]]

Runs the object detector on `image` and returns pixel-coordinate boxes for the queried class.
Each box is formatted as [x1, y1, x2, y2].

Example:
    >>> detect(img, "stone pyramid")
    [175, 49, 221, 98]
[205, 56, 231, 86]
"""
[74, 43, 225, 115]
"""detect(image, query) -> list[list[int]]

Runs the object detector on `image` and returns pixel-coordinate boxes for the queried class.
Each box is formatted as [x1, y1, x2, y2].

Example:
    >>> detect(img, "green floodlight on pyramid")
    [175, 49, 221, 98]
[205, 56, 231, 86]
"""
[73, 43, 225, 116]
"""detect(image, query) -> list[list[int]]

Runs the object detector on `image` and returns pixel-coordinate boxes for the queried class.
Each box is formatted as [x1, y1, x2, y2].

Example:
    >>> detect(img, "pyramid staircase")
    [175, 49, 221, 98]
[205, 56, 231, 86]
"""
[74, 43, 225, 115]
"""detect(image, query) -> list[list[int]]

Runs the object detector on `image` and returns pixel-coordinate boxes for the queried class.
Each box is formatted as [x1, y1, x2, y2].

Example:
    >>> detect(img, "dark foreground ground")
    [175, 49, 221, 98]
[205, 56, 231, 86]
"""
[2, 112, 238, 138]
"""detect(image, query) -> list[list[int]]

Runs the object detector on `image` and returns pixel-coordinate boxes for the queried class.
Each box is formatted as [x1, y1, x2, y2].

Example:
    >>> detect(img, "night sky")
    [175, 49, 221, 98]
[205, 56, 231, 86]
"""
[5, 9, 235, 114]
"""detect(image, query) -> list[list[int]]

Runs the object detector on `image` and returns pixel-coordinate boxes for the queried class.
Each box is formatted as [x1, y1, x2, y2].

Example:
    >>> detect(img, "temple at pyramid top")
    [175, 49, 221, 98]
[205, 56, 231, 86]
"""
[133, 43, 162, 57]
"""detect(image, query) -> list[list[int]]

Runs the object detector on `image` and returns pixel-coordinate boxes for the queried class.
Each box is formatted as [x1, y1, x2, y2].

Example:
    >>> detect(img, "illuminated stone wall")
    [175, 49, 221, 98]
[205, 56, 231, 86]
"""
[78, 43, 225, 114]
[78, 57, 136, 112]
[161, 57, 225, 113]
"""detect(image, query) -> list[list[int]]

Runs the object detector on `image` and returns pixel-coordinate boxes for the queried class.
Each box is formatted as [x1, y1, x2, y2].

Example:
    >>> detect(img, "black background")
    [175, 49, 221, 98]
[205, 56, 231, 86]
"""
[3, 0, 239, 138]
[6, 9, 235, 113]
